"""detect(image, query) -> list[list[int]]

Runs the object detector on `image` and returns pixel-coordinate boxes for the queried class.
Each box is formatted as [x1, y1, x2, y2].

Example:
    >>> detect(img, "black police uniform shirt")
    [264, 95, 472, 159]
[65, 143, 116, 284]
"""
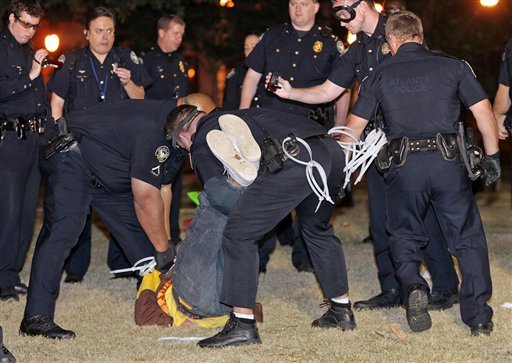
[351, 42, 488, 140]
[222, 64, 248, 111]
[189, 107, 326, 186]
[245, 24, 342, 116]
[498, 37, 512, 100]
[67, 99, 182, 193]
[0, 28, 48, 119]
[48, 46, 151, 114]
[328, 14, 389, 89]
[142, 45, 189, 100]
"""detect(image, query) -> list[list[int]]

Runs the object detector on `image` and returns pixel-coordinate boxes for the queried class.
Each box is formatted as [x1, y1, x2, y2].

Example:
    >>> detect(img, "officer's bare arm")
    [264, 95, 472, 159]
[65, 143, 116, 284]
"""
[339, 114, 369, 143]
[50, 93, 66, 120]
[160, 184, 172, 240]
[470, 99, 500, 155]
[273, 77, 346, 105]
[492, 84, 510, 140]
[131, 177, 169, 252]
[334, 90, 351, 127]
[116, 67, 145, 99]
[240, 68, 262, 109]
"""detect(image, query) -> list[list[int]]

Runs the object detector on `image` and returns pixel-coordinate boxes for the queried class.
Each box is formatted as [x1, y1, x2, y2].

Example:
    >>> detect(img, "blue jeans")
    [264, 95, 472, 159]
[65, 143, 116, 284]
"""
[172, 176, 243, 317]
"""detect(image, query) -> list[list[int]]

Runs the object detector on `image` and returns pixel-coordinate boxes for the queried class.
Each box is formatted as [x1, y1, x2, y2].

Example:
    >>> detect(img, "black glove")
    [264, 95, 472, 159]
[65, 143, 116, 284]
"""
[481, 152, 501, 187]
[155, 245, 175, 272]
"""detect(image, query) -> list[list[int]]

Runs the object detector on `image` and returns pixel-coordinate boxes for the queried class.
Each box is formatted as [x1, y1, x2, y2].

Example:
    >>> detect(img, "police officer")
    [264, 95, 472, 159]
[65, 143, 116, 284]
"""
[343, 11, 499, 336]
[493, 37, 512, 142]
[0, 0, 48, 301]
[222, 32, 260, 111]
[48, 6, 152, 283]
[241, 0, 346, 273]
[142, 14, 189, 251]
[166, 104, 356, 348]
[20, 99, 181, 339]
[271, 0, 460, 311]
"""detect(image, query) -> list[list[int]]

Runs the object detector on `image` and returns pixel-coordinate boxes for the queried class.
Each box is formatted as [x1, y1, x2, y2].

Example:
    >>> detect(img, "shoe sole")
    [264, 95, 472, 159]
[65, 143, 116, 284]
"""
[198, 338, 262, 348]
[407, 289, 432, 332]
[206, 130, 257, 187]
[353, 303, 401, 311]
[218, 114, 261, 164]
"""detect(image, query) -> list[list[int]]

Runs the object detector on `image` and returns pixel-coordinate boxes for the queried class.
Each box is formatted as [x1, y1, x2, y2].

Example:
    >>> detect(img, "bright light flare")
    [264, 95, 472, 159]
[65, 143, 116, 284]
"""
[375, 3, 383, 13]
[44, 34, 60, 52]
[480, 0, 499, 6]
[347, 32, 357, 45]
[188, 68, 196, 78]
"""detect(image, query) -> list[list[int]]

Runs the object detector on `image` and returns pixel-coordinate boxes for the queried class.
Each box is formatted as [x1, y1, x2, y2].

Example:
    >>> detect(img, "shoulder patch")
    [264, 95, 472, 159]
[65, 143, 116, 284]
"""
[130, 51, 140, 64]
[227, 68, 236, 79]
[58, 54, 66, 63]
[336, 40, 346, 55]
[155, 145, 170, 162]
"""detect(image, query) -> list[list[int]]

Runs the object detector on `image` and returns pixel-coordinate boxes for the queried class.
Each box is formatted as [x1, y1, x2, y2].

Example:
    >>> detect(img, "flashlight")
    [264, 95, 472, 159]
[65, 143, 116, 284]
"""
[41, 34, 63, 69]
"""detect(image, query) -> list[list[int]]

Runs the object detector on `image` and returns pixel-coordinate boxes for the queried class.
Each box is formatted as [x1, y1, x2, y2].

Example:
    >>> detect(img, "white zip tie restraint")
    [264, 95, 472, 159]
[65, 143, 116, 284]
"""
[328, 126, 388, 189]
[109, 256, 156, 277]
[281, 137, 334, 213]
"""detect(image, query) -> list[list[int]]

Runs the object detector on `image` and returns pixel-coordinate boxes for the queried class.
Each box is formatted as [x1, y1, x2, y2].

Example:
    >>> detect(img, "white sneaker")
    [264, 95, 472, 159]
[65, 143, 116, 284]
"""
[218, 114, 261, 169]
[206, 130, 258, 187]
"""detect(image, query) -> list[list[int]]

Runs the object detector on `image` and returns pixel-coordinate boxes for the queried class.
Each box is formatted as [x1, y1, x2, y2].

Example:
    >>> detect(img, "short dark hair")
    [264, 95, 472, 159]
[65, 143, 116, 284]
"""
[85, 6, 116, 29]
[9, 0, 44, 19]
[165, 104, 198, 142]
[157, 14, 185, 32]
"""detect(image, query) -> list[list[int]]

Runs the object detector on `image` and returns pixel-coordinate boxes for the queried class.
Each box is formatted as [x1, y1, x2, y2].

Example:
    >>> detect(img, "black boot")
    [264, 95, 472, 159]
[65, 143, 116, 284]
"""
[311, 300, 356, 330]
[470, 322, 493, 337]
[353, 289, 400, 310]
[428, 288, 459, 310]
[20, 315, 75, 340]
[198, 313, 261, 348]
[0, 287, 19, 302]
[406, 285, 431, 332]
[1, 326, 16, 363]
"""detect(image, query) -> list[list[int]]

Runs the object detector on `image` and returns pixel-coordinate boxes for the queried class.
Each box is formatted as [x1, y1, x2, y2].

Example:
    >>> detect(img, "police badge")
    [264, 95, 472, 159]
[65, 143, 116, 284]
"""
[155, 145, 170, 162]
[313, 40, 323, 53]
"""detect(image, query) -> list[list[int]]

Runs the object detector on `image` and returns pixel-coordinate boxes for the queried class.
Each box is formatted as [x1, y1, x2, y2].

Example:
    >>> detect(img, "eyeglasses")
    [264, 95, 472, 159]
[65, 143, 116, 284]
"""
[14, 15, 40, 30]
[332, 0, 363, 23]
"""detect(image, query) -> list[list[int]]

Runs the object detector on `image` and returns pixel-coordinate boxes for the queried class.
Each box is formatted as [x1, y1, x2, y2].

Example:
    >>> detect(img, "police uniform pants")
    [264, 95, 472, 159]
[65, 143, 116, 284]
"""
[220, 137, 348, 309]
[386, 152, 492, 327]
[367, 163, 459, 294]
[0, 132, 40, 288]
[24, 150, 154, 319]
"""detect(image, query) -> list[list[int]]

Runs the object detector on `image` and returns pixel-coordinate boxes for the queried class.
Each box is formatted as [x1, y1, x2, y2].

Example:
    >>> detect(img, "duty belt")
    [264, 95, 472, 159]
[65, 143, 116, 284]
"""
[1, 117, 45, 140]
[405, 137, 438, 152]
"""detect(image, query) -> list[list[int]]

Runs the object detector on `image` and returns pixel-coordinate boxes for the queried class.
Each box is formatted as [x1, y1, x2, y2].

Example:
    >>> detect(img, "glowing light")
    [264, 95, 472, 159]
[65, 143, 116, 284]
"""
[375, 3, 383, 13]
[480, 0, 499, 6]
[219, 0, 229, 5]
[219, 0, 234, 7]
[188, 68, 196, 78]
[347, 32, 357, 45]
[44, 34, 60, 53]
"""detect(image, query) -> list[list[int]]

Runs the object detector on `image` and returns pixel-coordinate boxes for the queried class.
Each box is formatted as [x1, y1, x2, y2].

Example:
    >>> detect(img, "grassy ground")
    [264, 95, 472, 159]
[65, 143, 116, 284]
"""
[1, 175, 511, 362]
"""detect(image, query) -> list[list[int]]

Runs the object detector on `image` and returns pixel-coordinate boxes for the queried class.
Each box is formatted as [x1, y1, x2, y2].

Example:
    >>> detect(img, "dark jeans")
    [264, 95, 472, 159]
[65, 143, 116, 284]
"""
[386, 152, 492, 327]
[173, 176, 243, 317]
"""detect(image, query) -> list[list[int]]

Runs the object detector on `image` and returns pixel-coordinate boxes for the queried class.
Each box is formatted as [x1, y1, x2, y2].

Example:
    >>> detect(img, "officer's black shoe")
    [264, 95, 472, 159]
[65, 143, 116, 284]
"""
[295, 263, 315, 273]
[20, 315, 75, 340]
[405, 285, 431, 333]
[198, 313, 261, 348]
[361, 235, 373, 244]
[64, 274, 83, 284]
[14, 283, 28, 295]
[428, 288, 459, 310]
[0, 287, 19, 302]
[1, 326, 16, 363]
[353, 289, 400, 310]
[470, 322, 493, 337]
[311, 301, 356, 330]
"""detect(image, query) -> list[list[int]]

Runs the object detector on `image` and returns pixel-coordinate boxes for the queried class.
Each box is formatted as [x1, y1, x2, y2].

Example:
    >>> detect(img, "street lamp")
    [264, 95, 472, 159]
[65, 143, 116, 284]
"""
[480, 0, 499, 6]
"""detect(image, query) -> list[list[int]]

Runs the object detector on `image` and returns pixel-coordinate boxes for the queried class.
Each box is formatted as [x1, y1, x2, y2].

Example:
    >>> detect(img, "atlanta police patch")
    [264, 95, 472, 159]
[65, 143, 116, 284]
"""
[130, 51, 140, 64]
[58, 54, 66, 63]
[155, 145, 170, 162]
[336, 40, 346, 55]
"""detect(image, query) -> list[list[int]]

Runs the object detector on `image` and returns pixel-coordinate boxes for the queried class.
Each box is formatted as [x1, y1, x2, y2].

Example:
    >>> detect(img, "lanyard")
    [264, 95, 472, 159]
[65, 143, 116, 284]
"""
[88, 55, 109, 102]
